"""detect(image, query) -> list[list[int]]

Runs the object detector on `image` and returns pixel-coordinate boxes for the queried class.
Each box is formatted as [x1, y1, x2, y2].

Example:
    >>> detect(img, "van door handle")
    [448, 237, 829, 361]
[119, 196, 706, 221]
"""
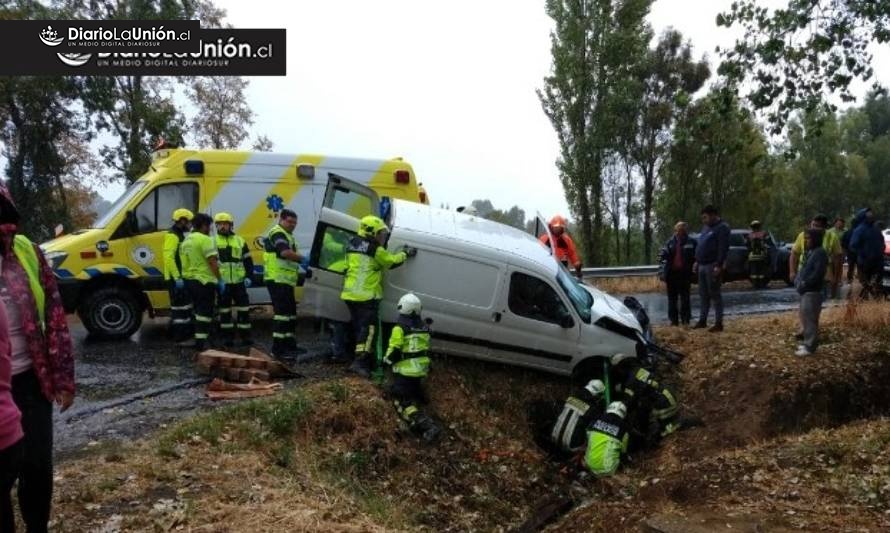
[492, 312, 501, 323]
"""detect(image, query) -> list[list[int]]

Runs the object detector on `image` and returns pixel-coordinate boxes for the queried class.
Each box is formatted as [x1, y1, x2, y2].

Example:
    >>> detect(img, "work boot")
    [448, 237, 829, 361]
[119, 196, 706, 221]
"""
[708, 323, 724, 333]
[410, 412, 442, 443]
[691, 321, 707, 330]
[349, 354, 372, 378]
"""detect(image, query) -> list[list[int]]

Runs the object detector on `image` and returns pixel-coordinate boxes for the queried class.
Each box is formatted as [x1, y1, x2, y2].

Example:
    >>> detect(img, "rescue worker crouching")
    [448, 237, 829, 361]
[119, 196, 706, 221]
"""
[539, 215, 582, 279]
[181, 213, 223, 352]
[548, 379, 606, 455]
[610, 353, 681, 446]
[214, 212, 254, 348]
[584, 401, 630, 477]
[263, 209, 310, 360]
[164, 208, 193, 343]
[341, 215, 415, 378]
[384, 293, 441, 442]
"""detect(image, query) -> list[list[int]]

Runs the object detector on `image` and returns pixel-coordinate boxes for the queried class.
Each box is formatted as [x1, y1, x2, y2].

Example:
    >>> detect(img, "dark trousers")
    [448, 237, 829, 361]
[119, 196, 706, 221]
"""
[168, 281, 193, 342]
[218, 282, 251, 343]
[329, 320, 354, 361]
[346, 300, 379, 357]
[1, 439, 23, 533]
[186, 280, 216, 349]
[858, 260, 883, 300]
[11, 370, 53, 533]
[666, 271, 691, 325]
[846, 252, 857, 283]
[748, 258, 768, 284]
[389, 373, 425, 421]
[698, 263, 724, 325]
[267, 282, 297, 354]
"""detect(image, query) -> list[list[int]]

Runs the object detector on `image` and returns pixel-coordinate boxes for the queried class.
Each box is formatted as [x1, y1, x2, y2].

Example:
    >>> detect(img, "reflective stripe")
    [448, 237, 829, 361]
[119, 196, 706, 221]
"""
[273, 315, 290, 322]
[218, 307, 232, 313]
[171, 305, 193, 311]
[195, 315, 213, 323]
[219, 323, 235, 329]
[172, 319, 192, 324]
[195, 333, 209, 339]
[273, 332, 288, 339]
[393, 356, 430, 378]
[237, 324, 252, 329]
[234, 306, 250, 312]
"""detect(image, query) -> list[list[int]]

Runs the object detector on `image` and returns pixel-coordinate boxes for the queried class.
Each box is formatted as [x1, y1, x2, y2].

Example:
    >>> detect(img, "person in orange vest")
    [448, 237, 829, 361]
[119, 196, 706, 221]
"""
[540, 215, 582, 278]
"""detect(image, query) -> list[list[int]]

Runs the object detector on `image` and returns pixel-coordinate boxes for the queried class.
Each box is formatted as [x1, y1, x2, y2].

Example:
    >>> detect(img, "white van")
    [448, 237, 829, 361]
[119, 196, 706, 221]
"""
[304, 177, 648, 378]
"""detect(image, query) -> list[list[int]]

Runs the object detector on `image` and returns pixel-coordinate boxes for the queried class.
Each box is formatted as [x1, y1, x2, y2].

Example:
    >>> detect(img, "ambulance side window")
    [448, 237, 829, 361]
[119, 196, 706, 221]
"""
[313, 224, 355, 273]
[131, 183, 199, 234]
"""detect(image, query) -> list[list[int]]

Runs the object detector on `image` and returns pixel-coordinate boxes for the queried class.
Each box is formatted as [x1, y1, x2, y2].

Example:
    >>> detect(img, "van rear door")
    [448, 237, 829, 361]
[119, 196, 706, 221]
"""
[303, 174, 380, 321]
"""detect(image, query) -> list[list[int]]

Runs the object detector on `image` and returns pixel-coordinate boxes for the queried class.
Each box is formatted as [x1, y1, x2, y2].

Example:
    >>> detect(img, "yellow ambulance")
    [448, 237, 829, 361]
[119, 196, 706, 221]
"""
[41, 147, 428, 339]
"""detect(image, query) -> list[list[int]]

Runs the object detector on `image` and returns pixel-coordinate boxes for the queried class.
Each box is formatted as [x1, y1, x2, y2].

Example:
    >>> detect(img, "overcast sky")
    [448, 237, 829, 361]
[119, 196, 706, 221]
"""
[106, 0, 890, 220]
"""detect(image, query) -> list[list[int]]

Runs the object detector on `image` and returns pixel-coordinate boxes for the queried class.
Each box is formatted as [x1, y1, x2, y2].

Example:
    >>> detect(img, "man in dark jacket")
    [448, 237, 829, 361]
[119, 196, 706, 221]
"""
[796, 229, 828, 356]
[659, 221, 696, 326]
[849, 208, 885, 300]
[693, 205, 731, 332]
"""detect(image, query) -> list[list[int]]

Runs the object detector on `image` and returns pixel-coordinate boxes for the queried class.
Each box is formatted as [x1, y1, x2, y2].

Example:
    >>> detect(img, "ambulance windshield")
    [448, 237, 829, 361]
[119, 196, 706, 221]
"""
[93, 180, 148, 228]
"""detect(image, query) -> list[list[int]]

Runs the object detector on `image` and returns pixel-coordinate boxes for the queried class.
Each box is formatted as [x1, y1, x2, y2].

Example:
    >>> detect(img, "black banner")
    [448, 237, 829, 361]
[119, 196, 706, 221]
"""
[0, 28, 286, 76]
[2, 20, 200, 53]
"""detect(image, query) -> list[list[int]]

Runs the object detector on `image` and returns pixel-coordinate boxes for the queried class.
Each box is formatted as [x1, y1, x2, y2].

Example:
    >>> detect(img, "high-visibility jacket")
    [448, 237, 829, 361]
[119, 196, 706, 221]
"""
[181, 232, 218, 285]
[540, 233, 581, 268]
[747, 230, 768, 261]
[384, 315, 431, 378]
[216, 233, 251, 284]
[550, 391, 599, 453]
[584, 412, 629, 477]
[12, 234, 45, 329]
[340, 236, 407, 302]
[163, 226, 187, 280]
[320, 231, 348, 273]
[617, 367, 679, 422]
[263, 225, 299, 286]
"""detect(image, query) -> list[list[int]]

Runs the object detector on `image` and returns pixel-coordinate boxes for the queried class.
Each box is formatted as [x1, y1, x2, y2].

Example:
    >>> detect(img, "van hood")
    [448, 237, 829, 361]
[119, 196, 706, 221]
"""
[41, 228, 97, 253]
[583, 284, 642, 332]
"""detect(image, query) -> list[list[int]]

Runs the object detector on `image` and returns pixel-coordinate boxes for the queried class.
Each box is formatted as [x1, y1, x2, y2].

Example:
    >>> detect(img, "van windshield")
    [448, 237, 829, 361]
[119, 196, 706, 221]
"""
[93, 180, 148, 229]
[557, 268, 592, 323]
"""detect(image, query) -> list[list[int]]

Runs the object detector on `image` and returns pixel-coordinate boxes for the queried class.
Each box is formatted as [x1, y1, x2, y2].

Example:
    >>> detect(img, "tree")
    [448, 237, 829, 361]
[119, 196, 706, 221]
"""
[64, 0, 226, 182]
[717, 1, 890, 133]
[659, 90, 768, 232]
[628, 29, 709, 262]
[188, 77, 254, 149]
[539, 0, 653, 265]
[468, 199, 528, 230]
[0, 75, 86, 241]
[252, 134, 274, 152]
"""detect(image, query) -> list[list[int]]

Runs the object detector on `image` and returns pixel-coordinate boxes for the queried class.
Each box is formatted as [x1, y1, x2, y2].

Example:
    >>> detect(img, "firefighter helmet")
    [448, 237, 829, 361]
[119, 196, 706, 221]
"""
[358, 215, 389, 238]
[172, 208, 194, 222]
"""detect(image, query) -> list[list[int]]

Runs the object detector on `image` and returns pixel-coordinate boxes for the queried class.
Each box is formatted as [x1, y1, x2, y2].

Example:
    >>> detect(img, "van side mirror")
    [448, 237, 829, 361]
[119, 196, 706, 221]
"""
[559, 314, 575, 329]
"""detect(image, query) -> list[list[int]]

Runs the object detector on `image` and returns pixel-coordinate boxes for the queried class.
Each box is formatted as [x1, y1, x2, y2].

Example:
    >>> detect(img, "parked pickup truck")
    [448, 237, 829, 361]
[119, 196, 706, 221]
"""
[304, 175, 657, 382]
[690, 229, 792, 288]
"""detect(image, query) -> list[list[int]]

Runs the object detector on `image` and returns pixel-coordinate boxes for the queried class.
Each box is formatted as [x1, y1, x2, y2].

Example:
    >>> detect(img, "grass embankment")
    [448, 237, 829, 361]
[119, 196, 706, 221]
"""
[48, 302, 890, 532]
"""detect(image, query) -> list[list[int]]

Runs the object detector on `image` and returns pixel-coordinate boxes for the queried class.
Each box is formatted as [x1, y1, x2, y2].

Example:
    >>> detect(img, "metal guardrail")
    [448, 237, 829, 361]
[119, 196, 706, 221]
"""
[581, 265, 660, 278]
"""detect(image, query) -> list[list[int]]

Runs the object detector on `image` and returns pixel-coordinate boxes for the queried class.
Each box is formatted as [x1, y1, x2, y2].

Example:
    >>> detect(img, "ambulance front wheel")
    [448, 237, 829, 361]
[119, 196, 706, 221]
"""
[78, 285, 143, 340]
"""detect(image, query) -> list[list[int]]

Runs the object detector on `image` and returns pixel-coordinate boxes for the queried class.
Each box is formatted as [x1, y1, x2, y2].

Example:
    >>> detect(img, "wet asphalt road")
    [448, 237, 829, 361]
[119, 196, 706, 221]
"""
[54, 284, 849, 458]
[56, 315, 336, 458]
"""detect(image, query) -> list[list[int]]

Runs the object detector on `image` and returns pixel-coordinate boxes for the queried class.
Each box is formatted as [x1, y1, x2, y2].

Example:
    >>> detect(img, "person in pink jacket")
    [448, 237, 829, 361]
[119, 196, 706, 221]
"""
[0, 296, 23, 533]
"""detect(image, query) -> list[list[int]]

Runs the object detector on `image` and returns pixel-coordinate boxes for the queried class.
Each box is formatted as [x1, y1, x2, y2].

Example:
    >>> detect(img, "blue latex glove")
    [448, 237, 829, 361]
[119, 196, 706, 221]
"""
[174, 278, 184, 290]
[243, 277, 252, 288]
[300, 256, 311, 270]
[218, 280, 227, 294]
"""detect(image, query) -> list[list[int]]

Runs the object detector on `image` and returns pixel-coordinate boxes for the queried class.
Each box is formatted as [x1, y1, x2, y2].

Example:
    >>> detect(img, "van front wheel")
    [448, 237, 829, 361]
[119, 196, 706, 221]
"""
[78, 286, 143, 340]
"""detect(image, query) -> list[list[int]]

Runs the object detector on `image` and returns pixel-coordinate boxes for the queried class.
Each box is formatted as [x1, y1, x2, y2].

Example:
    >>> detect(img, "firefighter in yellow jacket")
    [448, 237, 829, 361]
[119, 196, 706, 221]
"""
[384, 293, 440, 442]
[181, 213, 223, 351]
[215, 212, 254, 348]
[263, 209, 309, 360]
[341, 215, 415, 377]
[163, 208, 193, 342]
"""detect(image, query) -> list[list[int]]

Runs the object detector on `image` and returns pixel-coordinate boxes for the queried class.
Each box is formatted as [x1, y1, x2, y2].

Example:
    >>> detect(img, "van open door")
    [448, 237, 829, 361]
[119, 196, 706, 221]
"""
[303, 174, 380, 321]
[534, 213, 557, 257]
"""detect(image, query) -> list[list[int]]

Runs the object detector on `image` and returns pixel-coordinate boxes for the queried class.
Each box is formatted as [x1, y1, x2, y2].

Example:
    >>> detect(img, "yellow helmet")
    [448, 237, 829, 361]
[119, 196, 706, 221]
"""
[172, 208, 194, 222]
[358, 215, 388, 238]
[214, 212, 234, 224]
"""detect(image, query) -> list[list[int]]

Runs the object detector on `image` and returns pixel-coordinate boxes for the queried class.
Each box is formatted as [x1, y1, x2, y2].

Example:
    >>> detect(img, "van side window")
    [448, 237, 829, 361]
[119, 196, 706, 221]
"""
[508, 272, 570, 325]
[132, 183, 199, 234]
[315, 225, 354, 273]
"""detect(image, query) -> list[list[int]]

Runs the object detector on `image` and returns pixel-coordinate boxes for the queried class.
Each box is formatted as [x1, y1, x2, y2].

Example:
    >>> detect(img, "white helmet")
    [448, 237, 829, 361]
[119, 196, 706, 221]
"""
[584, 379, 605, 397]
[606, 401, 627, 419]
[610, 353, 635, 367]
[397, 293, 422, 316]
